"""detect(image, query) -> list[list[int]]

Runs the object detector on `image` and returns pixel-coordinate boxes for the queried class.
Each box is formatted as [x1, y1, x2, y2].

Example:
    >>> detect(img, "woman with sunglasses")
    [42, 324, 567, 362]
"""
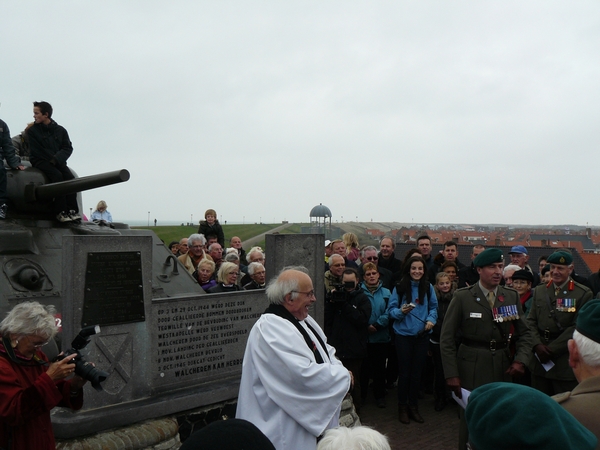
[388, 255, 438, 425]
[0, 302, 87, 449]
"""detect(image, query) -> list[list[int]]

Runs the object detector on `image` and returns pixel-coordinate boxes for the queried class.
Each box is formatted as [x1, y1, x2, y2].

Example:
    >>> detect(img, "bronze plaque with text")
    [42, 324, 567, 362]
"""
[81, 252, 145, 327]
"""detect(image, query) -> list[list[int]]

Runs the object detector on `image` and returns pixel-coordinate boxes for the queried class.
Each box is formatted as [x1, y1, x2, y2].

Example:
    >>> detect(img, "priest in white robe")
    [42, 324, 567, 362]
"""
[236, 267, 352, 450]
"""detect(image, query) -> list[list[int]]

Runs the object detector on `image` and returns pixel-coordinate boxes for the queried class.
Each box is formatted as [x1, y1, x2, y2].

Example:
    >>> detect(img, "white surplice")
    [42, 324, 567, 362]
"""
[236, 313, 351, 450]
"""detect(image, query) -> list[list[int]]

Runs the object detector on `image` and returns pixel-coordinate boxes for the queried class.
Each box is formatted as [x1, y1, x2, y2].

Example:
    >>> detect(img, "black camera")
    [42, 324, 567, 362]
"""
[56, 325, 109, 391]
[328, 281, 355, 302]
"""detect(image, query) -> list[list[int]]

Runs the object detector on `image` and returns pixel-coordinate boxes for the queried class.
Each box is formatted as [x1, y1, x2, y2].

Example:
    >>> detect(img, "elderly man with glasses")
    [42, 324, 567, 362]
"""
[236, 267, 352, 450]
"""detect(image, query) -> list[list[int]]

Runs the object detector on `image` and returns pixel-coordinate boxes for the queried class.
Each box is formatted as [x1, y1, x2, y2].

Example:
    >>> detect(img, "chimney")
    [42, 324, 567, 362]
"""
[587, 228, 592, 238]
[403, 234, 410, 242]
[541, 239, 547, 246]
[495, 238, 501, 246]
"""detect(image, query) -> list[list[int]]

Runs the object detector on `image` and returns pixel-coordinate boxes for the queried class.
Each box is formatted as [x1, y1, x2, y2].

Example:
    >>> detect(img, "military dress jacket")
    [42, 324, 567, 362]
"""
[440, 284, 533, 391]
[554, 375, 600, 449]
[527, 279, 593, 380]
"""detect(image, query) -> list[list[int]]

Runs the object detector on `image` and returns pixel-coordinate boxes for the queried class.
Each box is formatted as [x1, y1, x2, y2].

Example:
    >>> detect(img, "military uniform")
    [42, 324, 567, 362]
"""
[554, 376, 600, 449]
[527, 278, 592, 394]
[441, 282, 533, 450]
[441, 283, 532, 390]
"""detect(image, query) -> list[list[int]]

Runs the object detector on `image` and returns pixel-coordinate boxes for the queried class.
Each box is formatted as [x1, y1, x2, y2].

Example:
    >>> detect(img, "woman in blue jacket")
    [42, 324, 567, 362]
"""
[388, 255, 438, 424]
[360, 262, 391, 408]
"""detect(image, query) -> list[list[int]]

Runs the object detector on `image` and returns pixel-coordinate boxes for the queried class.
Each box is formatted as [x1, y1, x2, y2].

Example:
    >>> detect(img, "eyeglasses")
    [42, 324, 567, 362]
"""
[365, 256, 378, 261]
[292, 290, 316, 298]
[331, 263, 345, 267]
[27, 336, 50, 348]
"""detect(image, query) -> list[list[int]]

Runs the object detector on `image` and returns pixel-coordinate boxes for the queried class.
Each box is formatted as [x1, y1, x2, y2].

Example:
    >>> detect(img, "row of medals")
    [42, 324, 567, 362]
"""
[556, 298, 577, 313]
[493, 305, 519, 322]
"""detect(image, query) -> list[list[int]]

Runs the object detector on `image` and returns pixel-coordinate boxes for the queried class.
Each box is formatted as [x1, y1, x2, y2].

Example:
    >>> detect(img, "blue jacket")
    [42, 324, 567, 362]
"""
[360, 281, 391, 344]
[388, 280, 438, 336]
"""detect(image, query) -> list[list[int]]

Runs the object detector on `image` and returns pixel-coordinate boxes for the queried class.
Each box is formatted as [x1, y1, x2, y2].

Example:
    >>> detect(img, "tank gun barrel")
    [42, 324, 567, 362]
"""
[26, 169, 130, 202]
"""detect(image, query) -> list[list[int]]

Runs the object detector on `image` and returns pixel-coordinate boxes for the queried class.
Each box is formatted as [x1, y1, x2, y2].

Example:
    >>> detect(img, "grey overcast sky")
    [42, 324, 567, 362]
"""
[2, 2, 599, 226]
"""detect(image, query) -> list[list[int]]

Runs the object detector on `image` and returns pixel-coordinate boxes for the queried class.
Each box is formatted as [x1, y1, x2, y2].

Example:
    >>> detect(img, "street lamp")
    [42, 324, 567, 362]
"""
[148, 211, 150, 227]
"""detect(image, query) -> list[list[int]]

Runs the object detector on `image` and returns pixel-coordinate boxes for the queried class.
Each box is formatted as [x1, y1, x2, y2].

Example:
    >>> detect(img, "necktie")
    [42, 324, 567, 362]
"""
[487, 291, 495, 309]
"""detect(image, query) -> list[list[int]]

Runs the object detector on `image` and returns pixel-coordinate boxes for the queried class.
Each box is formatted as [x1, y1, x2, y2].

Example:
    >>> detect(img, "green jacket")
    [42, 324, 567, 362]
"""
[527, 279, 593, 380]
[440, 283, 533, 391]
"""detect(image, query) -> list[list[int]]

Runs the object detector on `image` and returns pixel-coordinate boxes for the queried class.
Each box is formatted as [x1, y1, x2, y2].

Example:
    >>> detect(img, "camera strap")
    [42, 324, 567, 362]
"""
[0, 336, 47, 367]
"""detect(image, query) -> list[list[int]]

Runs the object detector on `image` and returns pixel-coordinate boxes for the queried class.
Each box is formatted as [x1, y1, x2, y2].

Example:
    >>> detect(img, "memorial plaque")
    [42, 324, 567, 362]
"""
[152, 292, 265, 391]
[82, 251, 145, 327]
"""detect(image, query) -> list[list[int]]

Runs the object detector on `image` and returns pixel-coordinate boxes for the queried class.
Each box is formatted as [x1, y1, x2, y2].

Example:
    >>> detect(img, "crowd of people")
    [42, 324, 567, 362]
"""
[317, 233, 600, 449]
[173, 227, 600, 449]
[168, 210, 266, 294]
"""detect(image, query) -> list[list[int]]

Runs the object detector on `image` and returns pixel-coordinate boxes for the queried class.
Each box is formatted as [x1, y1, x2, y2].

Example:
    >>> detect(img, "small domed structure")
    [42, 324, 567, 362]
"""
[310, 204, 332, 218]
[310, 203, 332, 237]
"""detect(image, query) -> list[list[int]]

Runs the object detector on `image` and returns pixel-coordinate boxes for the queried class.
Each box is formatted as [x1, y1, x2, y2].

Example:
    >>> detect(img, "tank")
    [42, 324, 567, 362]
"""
[0, 162, 203, 321]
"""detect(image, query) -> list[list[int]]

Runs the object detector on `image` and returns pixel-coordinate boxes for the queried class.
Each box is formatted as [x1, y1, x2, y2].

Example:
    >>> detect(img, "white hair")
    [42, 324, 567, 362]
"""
[360, 246, 378, 257]
[247, 247, 265, 262]
[503, 264, 521, 276]
[224, 252, 239, 263]
[317, 426, 391, 450]
[188, 233, 206, 247]
[0, 302, 58, 340]
[265, 266, 308, 305]
[329, 254, 344, 265]
[247, 262, 264, 276]
[573, 330, 600, 368]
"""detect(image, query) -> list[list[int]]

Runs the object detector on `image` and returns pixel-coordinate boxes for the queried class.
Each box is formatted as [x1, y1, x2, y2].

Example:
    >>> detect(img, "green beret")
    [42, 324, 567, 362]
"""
[576, 299, 600, 344]
[547, 251, 573, 265]
[466, 382, 597, 450]
[473, 248, 503, 268]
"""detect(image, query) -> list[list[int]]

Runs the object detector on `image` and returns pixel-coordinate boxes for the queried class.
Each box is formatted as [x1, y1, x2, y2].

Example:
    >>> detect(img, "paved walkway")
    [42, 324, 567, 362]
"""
[358, 387, 460, 450]
[241, 223, 293, 249]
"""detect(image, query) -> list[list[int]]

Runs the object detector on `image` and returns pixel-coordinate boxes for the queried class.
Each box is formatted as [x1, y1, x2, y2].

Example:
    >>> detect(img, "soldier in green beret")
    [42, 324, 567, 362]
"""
[527, 250, 593, 396]
[440, 248, 533, 449]
[553, 299, 600, 447]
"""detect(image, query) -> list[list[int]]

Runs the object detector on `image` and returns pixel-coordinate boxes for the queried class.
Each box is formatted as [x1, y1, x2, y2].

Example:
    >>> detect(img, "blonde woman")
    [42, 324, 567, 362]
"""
[207, 262, 241, 293]
[342, 232, 360, 262]
[91, 200, 112, 223]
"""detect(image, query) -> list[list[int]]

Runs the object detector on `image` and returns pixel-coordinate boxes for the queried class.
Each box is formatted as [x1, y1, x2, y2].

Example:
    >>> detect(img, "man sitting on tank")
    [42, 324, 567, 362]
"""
[27, 101, 81, 223]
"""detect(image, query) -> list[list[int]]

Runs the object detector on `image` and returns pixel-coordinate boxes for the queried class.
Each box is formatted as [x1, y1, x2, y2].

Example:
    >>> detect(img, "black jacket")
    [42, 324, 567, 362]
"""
[27, 119, 73, 166]
[324, 287, 371, 359]
[207, 283, 240, 294]
[377, 253, 402, 279]
[198, 220, 225, 248]
[458, 263, 479, 288]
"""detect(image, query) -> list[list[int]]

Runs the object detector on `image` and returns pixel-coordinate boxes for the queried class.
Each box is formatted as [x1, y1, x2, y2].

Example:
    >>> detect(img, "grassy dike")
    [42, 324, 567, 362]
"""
[132, 223, 308, 249]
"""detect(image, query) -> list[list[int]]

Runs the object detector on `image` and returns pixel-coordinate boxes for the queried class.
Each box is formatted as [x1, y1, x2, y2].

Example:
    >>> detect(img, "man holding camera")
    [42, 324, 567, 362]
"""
[325, 268, 371, 412]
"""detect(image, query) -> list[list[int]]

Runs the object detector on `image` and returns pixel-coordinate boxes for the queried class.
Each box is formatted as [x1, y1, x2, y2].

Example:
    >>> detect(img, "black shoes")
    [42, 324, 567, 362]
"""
[56, 211, 72, 222]
[408, 405, 424, 423]
[0, 204, 7, 219]
[56, 210, 82, 223]
[434, 398, 447, 411]
[398, 405, 410, 424]
[69, 210, 82, 222]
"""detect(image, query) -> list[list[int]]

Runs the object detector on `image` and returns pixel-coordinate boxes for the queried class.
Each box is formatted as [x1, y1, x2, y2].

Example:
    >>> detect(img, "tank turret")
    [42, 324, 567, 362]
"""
[1, 162, 204, 322]
[5, 162, 129, 215]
